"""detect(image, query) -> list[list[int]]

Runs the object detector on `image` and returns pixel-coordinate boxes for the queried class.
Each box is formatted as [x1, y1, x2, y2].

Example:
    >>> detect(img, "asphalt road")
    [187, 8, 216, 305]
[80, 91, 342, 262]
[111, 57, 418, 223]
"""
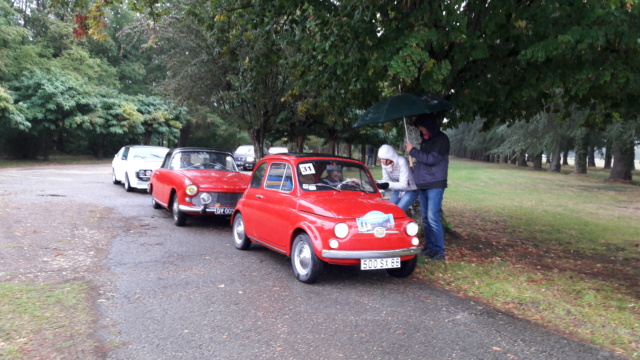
[0, 164, 623, 360]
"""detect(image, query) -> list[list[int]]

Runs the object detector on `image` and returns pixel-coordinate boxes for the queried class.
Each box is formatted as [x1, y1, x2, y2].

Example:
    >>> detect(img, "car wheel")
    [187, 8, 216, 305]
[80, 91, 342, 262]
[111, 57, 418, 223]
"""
[172, 195, 187, 226]
[150, 192, 162, 209]
[386, 256, 417, 278]
[291, 234, 324, 284]
[112, 169, 120, 184]
[124, 174, 133, 192]
[232, 214, 251, 250]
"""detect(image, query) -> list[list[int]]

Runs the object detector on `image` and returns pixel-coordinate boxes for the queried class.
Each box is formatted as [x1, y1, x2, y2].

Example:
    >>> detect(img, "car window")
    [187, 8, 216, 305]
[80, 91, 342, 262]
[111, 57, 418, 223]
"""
[169, 151, 239, 171]
[264, 162, 293, 192]
[250, 162, 267, 188]
[122, 147, 130, 160]
[297, 160, 376, 192]
[133, 147, 168, 160]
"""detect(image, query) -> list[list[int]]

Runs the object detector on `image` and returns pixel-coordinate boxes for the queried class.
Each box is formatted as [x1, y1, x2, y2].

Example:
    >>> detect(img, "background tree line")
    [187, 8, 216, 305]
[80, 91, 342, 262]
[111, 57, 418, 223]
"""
[1, 0, 638, 180]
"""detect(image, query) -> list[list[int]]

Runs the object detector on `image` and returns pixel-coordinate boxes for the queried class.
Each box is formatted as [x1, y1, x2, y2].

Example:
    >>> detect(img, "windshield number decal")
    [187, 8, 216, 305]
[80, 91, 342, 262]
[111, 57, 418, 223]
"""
[299, 164, 315, 175]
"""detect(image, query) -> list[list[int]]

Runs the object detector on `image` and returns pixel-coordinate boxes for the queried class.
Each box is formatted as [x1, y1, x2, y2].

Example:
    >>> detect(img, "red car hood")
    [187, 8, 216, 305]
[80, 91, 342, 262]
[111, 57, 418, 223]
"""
[297, 194, 407, 219]
[178, 170, 250, 191]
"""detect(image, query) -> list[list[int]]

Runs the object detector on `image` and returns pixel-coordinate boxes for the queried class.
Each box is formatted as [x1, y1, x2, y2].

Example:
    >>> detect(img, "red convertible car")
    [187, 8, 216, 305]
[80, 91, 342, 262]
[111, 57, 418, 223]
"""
[231, 153, 421, 283]
[149, 147, 250, 226]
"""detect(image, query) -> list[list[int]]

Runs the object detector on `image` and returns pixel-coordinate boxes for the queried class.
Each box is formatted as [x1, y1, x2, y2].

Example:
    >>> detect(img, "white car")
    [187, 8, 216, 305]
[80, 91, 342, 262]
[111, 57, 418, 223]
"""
[268, 146, 289, 154]
[112, 145, 170, 192]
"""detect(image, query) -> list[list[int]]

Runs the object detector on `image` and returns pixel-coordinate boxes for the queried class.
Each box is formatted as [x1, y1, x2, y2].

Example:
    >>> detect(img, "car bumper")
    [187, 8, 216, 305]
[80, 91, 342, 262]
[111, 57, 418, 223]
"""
[178, 204, 234, 215]
[130, 179, 150, 190]
[322, 247, 422, 259]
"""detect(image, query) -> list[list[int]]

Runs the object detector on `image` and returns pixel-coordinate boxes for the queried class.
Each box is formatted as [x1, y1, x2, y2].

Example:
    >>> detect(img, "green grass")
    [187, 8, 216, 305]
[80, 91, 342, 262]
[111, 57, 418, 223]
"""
[446, 160, 640, 258]
[422, 260, 638, 353]
[395, 158, 640, 359]
[0, 281, 95, 359]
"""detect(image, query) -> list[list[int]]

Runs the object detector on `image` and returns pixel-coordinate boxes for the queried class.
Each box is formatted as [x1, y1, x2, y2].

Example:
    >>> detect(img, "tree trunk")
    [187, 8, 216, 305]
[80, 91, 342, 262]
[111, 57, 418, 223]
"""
[549, 151, 562, 172]
[609, 143, 634, 182]
[294, 134, 306, 153]
[587, 145, 596, 167]
[532, 153, 543, 170]
[574, 134, 587, 174]
[562, 151, 569, 166]
[604, 145, 612, 169]
[517, 150, 527, 167]
[178, 122, 191, 147]
[345, 142, 353, 158]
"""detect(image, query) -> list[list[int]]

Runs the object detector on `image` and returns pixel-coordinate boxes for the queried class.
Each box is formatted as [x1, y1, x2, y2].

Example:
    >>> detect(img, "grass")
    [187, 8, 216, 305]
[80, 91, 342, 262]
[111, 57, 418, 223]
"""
[371, 158, 640, 359]
[0, 282, 95, 359]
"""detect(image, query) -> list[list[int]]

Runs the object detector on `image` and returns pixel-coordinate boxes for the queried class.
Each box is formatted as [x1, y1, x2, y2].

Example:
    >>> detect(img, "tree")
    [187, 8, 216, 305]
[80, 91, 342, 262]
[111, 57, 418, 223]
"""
[10, 69, 97, 160]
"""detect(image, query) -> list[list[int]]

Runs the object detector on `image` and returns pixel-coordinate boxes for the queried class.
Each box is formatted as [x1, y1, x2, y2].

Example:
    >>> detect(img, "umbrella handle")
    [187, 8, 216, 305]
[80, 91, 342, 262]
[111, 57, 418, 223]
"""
[403, 116, 414, 167]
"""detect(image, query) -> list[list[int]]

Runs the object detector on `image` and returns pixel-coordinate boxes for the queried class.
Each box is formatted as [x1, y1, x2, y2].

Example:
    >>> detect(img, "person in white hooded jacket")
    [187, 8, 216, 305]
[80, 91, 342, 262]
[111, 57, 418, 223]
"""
[377, 144, 418, 212]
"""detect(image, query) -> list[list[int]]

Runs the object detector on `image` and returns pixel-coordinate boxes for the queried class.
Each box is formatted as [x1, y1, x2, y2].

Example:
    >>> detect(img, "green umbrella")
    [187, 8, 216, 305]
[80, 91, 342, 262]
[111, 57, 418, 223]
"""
[354, 93, 452, 127]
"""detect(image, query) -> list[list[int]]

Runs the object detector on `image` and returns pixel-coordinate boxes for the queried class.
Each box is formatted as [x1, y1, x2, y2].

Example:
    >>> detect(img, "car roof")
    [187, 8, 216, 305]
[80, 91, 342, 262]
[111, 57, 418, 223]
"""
[262, 153, 359, 162]
[169, 147, 233, 155]
[126, 145, 169, 149]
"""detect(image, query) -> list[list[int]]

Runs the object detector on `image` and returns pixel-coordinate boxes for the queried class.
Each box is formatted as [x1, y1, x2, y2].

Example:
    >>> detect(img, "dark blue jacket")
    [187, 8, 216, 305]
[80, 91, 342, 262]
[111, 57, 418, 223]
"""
[409, 120, 449, 190]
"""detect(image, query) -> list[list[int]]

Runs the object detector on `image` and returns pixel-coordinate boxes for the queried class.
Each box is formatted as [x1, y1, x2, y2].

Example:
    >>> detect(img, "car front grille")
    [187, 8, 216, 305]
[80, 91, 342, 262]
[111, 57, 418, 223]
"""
[191, 192, 243, 207]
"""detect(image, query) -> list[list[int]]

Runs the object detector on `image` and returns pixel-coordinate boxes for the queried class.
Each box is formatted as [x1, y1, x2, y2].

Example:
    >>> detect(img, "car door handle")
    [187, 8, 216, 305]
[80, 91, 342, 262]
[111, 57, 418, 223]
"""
[255, 195, 264, 199]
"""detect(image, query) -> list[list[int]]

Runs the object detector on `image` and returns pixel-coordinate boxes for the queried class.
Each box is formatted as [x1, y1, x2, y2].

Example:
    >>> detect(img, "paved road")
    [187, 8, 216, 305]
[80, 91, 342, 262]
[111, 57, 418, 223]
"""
[0, 164, 622, 360]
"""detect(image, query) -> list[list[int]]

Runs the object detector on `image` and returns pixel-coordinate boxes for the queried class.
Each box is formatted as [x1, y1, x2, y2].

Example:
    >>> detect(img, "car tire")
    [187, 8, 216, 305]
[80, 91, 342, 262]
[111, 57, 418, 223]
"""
[386, 256, 417, 278]
[172, 195, 187, 226]
[124, 174, 133, 192]
[150, 192, 162, 209]
[291, 234, 324, 284]
[232, 214, 251, 250]
[112, 169, 120, 184]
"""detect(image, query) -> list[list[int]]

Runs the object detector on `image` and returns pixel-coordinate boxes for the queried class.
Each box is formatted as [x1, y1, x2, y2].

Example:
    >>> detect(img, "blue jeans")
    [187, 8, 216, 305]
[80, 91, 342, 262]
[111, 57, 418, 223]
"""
[389, 190, 419, 212]
[417, 188, 445, 257]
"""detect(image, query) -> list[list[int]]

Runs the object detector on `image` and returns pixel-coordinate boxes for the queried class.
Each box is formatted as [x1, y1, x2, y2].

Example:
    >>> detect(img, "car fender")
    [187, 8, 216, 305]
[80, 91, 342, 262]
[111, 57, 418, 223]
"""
[288, 222, 324, 258]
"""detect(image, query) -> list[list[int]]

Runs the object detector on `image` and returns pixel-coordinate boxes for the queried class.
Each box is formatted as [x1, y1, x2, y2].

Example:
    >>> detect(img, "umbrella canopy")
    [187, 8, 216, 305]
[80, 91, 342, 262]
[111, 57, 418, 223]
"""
[354, 93, 452, 127]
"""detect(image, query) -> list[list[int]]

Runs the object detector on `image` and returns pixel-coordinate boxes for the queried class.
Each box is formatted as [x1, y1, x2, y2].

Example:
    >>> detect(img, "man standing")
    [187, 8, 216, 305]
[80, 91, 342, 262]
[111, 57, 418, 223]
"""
[405, 113, 449, 261]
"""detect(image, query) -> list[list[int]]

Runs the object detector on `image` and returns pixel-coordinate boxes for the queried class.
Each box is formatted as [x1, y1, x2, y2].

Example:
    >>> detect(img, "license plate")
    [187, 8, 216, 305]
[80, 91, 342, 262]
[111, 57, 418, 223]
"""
[213, 207, 233, 215]
[360, 257, 400, 270]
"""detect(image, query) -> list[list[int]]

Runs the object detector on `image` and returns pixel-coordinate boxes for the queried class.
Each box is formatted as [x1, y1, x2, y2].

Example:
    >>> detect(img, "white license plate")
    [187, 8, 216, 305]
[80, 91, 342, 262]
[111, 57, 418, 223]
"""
[213, 207, 233, 215]
[360, 257, 401, 270]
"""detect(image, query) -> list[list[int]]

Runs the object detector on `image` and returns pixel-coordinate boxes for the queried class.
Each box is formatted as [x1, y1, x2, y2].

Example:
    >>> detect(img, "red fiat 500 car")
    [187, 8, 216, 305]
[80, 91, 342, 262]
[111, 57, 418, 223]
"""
[231, 153, 421, 283]
[149, 147, 250, 226]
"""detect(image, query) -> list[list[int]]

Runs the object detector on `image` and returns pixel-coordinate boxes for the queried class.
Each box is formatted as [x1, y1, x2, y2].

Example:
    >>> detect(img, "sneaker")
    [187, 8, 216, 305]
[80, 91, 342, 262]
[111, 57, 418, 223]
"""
[421, 249, 437, 257]
[425, 253, 446, 262]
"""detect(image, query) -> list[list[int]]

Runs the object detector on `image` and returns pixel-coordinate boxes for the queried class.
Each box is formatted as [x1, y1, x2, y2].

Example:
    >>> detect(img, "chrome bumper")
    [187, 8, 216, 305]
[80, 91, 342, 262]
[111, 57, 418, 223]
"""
[178, 204, 234, 215]
[322, 247, 422, 259]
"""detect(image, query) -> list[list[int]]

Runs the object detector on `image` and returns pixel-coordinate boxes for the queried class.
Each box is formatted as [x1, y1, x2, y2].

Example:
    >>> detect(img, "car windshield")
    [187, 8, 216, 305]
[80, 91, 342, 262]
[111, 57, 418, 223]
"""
[170, 151, 239, 171]
[297, 160, 376, 193]
[132, 147, 167, 160]
[235, 145, 254, 155]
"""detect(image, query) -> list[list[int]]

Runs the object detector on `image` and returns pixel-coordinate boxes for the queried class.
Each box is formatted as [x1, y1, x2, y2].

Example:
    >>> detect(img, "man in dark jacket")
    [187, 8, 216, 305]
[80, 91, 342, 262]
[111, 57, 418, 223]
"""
[405, 113, 449, 261]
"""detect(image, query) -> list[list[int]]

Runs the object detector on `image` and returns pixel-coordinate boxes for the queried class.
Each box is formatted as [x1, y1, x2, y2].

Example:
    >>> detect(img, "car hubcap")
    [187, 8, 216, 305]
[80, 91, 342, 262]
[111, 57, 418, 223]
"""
[234, 219, 245, 244]
[294, 242, 311, 276]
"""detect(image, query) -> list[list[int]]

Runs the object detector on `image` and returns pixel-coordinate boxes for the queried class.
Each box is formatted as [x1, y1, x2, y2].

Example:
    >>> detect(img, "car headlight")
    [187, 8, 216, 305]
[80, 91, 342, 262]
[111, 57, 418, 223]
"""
[246, 157, 255, 162]
[406, 222, 419, 236]
[334, 222, 349, 239]
[185, 184, 198, 196]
